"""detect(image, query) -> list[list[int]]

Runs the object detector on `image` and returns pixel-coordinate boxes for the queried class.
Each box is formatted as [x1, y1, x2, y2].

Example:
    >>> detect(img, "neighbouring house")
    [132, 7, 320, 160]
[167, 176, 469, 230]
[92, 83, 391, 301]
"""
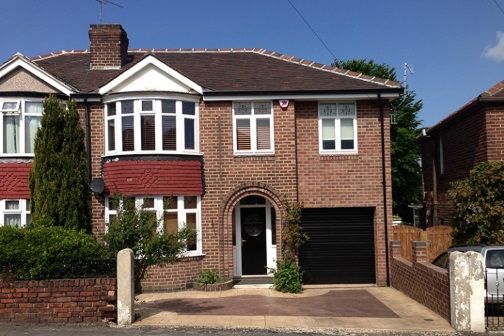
[0, 24, 402, 290]
[419, 80, 504, 227]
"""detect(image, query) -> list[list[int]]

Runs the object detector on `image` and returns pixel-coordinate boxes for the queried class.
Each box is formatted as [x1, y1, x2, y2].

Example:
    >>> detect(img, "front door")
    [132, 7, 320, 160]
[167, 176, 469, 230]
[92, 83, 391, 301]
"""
[241, 207, 267, 275]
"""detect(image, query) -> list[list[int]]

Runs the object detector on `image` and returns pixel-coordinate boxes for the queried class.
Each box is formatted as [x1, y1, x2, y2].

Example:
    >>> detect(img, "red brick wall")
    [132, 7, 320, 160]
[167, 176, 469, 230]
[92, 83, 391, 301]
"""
[199, 100, 297, 276]
[88, 24, 129, 70]
[389, 241, 450, 322]
[0, 162, 31, 199]
[0, 278, 116, 323]
[78, 103, 106, 238]
[486, 105, 504, 161]
[296, 100, 392, 285]
[140, 257, 204, 292]
[421, 104, 489, 226]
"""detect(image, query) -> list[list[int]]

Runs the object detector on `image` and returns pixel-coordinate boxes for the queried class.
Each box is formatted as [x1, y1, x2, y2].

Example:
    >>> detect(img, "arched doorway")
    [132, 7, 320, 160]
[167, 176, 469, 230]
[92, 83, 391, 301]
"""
[233, 195, 276, 277]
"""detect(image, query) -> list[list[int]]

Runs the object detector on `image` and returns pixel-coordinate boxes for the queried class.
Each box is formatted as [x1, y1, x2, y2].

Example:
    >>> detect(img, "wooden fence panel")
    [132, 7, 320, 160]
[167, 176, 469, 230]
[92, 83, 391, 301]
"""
[426, 226, 453, 261]
[391, 225, 453, 262]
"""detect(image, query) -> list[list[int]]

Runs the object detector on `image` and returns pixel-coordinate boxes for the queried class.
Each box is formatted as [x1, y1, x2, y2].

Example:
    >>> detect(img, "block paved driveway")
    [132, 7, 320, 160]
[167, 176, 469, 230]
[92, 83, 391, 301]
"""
[135, 287, 454, 333]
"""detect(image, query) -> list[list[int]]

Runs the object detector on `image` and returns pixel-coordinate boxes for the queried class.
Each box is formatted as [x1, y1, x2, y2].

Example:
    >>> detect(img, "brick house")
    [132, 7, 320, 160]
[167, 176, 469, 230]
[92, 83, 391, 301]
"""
[419, 80, 504, 227]
[0, 24, 402, 290]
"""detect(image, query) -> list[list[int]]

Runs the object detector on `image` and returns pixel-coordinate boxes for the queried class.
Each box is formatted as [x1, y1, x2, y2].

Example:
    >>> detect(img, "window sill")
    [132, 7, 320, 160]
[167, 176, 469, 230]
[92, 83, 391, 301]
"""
[179, 253, 206, 261]
[319, 151, 358, 156]
[102, 153, 203, 163]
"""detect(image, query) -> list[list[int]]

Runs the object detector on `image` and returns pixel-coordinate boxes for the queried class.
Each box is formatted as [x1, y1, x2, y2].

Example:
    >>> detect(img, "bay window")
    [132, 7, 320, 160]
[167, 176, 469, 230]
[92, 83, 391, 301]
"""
[0, 99, 43, 156]
[105, 98, 199, 155]
[105, 195, 202, 256]
[0, 199, 31, 227]
[318, 102, 357, 153]
[233, 102, 274, 155]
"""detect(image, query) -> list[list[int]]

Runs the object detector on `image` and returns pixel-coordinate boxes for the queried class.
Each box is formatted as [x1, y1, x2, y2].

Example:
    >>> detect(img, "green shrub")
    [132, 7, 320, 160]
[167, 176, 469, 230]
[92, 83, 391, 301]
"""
[450, 161, 504, 244]
[273, 257, 303, 293]
[197, 269, 221, 285]
[0, 226, 109, 280]
[104, 197, 193, 290]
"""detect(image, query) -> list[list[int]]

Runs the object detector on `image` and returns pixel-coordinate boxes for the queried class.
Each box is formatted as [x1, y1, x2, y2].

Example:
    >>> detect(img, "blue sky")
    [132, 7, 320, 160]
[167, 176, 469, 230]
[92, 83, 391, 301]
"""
[1, 0, 503, 127]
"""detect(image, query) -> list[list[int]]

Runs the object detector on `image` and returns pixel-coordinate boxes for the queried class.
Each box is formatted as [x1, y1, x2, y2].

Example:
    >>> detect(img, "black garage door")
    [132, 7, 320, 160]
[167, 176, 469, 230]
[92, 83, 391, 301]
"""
[299, 207, 375, 284]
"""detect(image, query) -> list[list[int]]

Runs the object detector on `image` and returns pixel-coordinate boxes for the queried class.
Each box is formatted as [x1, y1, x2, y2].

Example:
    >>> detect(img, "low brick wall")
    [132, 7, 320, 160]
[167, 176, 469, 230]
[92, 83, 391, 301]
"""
[0, 278, 116, 323]
[141, 256, 204, 292]
[390, 240, 450, 322]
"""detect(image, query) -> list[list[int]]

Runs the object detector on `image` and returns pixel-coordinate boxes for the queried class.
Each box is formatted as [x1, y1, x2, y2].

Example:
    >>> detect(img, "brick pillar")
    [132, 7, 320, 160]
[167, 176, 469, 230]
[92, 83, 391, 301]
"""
[390, 240, 401, 259]
[412, 241, 427, 263]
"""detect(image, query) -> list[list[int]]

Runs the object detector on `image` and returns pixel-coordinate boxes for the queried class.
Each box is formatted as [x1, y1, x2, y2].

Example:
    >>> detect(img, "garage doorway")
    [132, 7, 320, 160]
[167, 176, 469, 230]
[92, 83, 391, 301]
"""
[299, 207, 375, 284]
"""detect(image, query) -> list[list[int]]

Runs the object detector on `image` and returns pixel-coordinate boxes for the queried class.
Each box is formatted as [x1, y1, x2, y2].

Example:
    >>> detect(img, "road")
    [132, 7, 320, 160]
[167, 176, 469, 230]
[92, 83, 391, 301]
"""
[0, 325, 475, 336]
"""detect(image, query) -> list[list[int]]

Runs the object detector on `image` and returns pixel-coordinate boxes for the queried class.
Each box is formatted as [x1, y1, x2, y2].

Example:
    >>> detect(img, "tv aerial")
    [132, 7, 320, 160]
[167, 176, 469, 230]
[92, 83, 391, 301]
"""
[96, 0, 124, 23]
[403, 63, 414, 85]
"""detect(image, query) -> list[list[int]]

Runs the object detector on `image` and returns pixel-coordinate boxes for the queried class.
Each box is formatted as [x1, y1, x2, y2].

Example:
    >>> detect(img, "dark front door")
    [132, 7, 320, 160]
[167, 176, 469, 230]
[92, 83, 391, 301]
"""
[241, 207, 267, 275]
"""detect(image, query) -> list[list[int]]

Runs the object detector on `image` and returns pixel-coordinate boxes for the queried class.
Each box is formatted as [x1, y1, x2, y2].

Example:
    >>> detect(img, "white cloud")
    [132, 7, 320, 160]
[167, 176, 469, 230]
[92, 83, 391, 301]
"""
[483, 31, 504, 62]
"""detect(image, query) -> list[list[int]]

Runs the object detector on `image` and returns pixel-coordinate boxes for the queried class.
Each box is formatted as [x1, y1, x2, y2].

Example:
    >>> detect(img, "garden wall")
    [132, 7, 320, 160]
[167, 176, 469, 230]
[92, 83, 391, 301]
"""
[0, 278, 116, 323]
[141, 256, 203, 292]
[390, 240, 450, 322]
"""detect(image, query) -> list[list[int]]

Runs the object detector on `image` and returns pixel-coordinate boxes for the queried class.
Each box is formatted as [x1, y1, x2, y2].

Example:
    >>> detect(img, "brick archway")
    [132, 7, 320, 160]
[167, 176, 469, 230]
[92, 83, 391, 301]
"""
[219, 182, 285, 277]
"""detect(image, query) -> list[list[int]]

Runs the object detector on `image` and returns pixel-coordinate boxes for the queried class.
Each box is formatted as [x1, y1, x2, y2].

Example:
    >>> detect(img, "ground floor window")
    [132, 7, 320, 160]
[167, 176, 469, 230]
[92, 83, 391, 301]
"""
[105, 195, 202, 256]
[0, 199, 30, 227]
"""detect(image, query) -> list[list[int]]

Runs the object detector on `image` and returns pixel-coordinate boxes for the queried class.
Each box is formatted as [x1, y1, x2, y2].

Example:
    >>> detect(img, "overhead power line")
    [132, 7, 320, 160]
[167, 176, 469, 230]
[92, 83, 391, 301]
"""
[286, 0, 337, 60]
[490, 0, 504, 17]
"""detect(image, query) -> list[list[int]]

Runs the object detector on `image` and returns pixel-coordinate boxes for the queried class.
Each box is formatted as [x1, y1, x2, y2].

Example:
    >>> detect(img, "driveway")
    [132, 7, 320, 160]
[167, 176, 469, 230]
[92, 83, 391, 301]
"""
[134, 286, 454, 333]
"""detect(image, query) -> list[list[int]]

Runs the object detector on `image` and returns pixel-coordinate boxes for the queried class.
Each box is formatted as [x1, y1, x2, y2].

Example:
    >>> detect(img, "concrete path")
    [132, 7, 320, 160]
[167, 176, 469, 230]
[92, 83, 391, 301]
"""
[134, 286, 454, 333]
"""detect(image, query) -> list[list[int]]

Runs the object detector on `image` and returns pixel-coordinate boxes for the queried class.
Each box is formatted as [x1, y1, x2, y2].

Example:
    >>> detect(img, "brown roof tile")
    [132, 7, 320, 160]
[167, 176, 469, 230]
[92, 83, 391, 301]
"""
[32, 50, 402, 94]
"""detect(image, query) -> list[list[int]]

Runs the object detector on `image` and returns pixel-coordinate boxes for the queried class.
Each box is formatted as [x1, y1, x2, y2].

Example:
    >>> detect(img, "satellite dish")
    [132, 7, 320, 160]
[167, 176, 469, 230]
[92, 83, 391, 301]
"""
[90, 178, 105, 194]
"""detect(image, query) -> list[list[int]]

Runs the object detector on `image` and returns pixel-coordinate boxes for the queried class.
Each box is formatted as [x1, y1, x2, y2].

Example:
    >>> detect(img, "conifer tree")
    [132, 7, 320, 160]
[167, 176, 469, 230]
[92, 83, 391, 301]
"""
[29, 96, 91, 232]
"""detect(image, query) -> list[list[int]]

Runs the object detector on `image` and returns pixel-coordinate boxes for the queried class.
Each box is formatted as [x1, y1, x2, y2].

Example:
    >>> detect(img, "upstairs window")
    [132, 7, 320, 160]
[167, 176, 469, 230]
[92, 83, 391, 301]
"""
[105, 98, 199, 155]
[233, 102, 274, 155]
[318, 102, 357, 154]
[0, 99, 43, 156]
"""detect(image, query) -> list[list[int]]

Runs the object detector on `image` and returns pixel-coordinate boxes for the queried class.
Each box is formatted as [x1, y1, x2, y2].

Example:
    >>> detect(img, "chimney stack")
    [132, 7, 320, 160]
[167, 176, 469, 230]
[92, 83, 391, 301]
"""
[88, 24, 129, 70]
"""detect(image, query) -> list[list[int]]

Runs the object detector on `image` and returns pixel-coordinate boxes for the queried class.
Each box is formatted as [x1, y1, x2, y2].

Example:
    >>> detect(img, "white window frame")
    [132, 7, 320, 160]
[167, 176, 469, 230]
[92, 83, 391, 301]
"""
[104, 96, 200, 156]
[318, 101, 358, 155]
[232, 101, 275, 155]
[0, 199, 30, 227]
[0, 98, 44, 157]
[105, 195, 202, 257]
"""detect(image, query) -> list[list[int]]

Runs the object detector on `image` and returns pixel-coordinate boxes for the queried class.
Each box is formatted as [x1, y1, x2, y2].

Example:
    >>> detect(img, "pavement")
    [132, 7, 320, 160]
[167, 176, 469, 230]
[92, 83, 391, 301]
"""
[134, 286, 455, 334]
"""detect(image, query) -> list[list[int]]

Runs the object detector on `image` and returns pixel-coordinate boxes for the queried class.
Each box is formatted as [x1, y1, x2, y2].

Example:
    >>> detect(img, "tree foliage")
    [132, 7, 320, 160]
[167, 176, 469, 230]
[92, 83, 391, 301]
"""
[333, 59, 423, 222]
[450, 161, 504, 245]
[29, 96, 91, 232]
[103, 197, 193, 290]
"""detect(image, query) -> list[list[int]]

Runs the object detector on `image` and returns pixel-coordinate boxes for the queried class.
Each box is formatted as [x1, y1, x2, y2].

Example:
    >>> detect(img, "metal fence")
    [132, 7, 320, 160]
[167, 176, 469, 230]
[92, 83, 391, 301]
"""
[485, 269, 504, 330]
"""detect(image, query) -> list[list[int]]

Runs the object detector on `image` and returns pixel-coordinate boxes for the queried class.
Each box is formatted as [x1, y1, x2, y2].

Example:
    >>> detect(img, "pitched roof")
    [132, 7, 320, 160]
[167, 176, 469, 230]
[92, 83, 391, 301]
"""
[423, 79, 504, 136]
[31, 49, 402, 94]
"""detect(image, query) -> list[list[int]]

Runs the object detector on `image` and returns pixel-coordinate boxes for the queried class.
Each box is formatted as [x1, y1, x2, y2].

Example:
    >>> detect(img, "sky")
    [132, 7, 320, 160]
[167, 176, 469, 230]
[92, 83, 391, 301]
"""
[1, 0, 503, 127]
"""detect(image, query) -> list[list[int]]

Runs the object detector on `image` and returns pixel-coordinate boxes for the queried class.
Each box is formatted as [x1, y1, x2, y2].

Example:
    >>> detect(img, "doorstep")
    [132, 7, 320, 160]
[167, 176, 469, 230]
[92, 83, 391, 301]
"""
[233, 276, 273, 288]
